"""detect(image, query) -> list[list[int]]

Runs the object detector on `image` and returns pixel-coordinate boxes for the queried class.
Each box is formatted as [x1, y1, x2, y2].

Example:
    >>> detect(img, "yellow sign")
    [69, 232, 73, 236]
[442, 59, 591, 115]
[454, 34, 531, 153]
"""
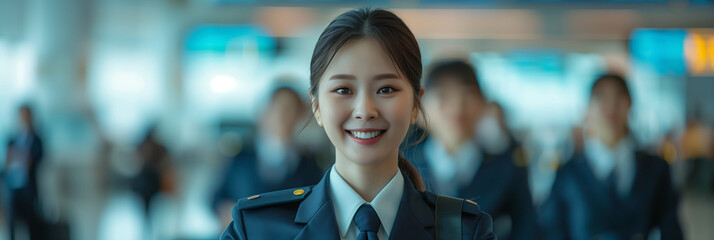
[686, 29, 714, 76]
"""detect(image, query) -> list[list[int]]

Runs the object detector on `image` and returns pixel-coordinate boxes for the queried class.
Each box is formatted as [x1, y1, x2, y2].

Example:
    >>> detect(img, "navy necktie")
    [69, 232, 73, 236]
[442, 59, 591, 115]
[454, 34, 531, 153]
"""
[354, 204, 381, 240]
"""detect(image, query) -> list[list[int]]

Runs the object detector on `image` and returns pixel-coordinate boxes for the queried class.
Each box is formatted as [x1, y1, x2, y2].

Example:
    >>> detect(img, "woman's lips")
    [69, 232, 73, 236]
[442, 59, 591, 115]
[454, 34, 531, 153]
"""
[345, 129, 386, 145]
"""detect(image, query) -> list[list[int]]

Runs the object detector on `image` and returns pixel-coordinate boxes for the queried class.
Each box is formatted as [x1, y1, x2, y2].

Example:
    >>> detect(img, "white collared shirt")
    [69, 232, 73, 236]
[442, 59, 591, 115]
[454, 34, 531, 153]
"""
[584, 137, 636, 197]
[424, 138, 481, 197]
[329, 166, 404, 240]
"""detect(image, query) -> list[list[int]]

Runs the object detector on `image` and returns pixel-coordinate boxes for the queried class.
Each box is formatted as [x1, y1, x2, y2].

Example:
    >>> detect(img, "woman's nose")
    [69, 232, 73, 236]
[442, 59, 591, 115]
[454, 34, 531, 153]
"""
[353, 93, 378, 120]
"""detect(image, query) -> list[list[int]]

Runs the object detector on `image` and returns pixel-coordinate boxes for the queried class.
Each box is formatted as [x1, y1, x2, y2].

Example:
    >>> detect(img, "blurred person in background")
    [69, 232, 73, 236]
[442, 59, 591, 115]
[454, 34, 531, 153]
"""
[3, 104, 45, 240]
[404, 60, 536, 239]
[212, 86, 324, 223]
[539, 74, 683, 240]
[131, 125, 176, 218]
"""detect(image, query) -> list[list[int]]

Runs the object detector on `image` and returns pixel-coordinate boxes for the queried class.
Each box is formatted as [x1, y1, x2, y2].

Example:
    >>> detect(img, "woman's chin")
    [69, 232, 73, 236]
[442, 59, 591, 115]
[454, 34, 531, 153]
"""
[345, 152, 393, 167]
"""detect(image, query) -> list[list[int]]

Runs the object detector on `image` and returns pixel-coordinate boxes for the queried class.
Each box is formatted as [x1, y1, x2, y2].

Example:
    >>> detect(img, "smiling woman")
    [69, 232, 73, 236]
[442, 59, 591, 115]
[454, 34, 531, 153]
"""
[221, 8, 495, 240]
[313, 38, 421, 198]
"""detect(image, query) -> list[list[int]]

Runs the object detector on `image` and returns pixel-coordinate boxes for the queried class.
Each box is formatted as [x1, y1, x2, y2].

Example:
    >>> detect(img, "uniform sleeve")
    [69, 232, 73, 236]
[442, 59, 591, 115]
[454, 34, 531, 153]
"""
[656, 163, 683, 240]
[508, 166, 538, 239]
[474, 212, 496, 240]
[538, 171, 568, 240]
[221, 203, 247, 240]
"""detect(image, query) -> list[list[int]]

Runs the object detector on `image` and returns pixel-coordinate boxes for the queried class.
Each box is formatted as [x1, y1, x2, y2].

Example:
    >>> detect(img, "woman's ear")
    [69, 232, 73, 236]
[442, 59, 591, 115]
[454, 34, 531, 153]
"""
[310, 92, 323, 127]
[411, 87, 426, 125]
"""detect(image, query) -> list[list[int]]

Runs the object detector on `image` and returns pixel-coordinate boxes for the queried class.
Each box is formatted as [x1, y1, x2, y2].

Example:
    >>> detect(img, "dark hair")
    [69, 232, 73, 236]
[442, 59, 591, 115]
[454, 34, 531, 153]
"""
[18, 103, 32, 113]
[309, 8, 425, 191]
[425, 59, 483, 98]
[589, 73, 631, 103]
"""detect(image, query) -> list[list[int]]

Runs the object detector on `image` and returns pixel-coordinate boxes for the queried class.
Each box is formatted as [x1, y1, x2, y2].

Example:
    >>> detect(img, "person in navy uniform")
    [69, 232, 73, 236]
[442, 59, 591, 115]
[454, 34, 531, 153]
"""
[221, 8, 495, 240]
[213, 86, 324, 217]
[403, 60, 537, 239]
[538, 74, 683, 240]
[4, 104, 45, 240]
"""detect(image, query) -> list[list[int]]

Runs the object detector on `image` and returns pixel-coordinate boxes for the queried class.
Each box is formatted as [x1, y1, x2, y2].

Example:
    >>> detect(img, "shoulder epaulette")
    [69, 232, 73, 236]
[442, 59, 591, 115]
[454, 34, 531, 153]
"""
[461, 198, 482, 215]
[237, 186, 313, 210]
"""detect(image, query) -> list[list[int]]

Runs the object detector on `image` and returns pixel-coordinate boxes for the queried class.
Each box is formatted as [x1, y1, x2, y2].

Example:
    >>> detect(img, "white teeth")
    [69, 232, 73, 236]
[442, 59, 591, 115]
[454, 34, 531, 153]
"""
[350, 131, 382, 139]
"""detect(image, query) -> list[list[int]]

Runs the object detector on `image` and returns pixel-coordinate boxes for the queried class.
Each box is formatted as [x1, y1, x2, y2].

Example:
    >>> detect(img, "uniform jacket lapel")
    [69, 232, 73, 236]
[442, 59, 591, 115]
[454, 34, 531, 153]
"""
[389, 173, 435, 240]
[573, 154, 618, 219]
[293, 170, 340, 240]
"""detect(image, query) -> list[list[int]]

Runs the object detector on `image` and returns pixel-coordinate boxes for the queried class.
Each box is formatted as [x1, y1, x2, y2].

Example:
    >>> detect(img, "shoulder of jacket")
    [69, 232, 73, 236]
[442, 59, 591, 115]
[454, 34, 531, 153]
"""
[635, 150, 665, 162]
[236, 186, 313, 210]
[635, 150, 671, 171]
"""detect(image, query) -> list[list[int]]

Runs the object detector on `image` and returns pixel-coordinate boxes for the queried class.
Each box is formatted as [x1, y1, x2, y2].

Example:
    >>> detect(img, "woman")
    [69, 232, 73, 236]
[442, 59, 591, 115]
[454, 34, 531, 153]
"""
[539, 74, 683, 240]
[221, 8, 495, 240]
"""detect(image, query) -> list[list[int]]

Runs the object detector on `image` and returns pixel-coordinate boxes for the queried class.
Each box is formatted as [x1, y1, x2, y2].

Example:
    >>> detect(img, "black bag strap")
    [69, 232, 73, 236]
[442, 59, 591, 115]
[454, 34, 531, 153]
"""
[436, 195, 463, 240]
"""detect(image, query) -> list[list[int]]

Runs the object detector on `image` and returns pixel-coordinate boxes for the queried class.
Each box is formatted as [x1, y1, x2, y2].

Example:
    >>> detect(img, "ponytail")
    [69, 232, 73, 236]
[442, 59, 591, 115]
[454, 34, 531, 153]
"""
[398, 154, 425, 191]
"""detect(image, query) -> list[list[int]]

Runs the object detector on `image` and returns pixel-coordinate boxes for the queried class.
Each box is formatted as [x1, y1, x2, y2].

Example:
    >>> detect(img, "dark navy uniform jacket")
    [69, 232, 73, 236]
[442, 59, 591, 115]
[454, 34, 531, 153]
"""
[220, 169, 496, 240]
[5, 132, 44, 195]
[404, 139, 537, 239]
[213, 142, 324, 210]
[539, 151, 683, 240]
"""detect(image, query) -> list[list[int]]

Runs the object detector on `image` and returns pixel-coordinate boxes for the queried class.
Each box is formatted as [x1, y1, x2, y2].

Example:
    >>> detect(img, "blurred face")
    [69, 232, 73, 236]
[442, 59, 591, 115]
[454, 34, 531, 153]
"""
[424, 78, 485, 145]
[312, 38, 420, 166]
[19, 109, 32, 131]
[262, 90, 304, 140]
[587, 80, 630, 134]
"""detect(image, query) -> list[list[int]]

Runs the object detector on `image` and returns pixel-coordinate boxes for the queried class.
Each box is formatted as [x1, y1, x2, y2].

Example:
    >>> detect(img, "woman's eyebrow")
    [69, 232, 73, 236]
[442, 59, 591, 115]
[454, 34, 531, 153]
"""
[328, 73, 399, 81]
[373, 73, 399, 81]
[328, 74, 356, 80]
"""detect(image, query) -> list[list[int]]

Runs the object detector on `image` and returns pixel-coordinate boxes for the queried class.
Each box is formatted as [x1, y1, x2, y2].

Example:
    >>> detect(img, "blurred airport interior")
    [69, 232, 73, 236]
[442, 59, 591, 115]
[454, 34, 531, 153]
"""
[1, 0, 714, 239]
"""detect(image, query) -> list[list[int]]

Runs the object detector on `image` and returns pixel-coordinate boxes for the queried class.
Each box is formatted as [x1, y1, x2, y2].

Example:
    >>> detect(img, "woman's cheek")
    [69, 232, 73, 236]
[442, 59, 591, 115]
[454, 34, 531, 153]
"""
[385, 97, 414, 129]
[321, 98, 349, 129]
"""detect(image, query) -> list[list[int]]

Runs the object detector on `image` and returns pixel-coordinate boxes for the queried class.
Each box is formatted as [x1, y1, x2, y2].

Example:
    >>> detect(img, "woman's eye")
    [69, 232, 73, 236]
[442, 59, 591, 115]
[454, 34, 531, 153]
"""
[335, 88, 352, 95]
[378, 87, 397, 94]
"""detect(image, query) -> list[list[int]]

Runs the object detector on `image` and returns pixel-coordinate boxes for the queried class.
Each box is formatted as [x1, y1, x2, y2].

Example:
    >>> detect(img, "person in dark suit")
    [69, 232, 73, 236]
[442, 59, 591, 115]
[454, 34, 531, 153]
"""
[539, 74, 683, 240]
[213, 87, 325, 210]
[131, 125, 176, 218]
[221, 8, 495, 240]
[4, 105, 45, 240]
[404, 60, 536, 239]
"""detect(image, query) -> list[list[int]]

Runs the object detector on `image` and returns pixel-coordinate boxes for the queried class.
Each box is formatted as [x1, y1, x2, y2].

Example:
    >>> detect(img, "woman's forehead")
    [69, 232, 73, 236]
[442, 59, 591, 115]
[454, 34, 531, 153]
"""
[324, 39, 400, 77]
